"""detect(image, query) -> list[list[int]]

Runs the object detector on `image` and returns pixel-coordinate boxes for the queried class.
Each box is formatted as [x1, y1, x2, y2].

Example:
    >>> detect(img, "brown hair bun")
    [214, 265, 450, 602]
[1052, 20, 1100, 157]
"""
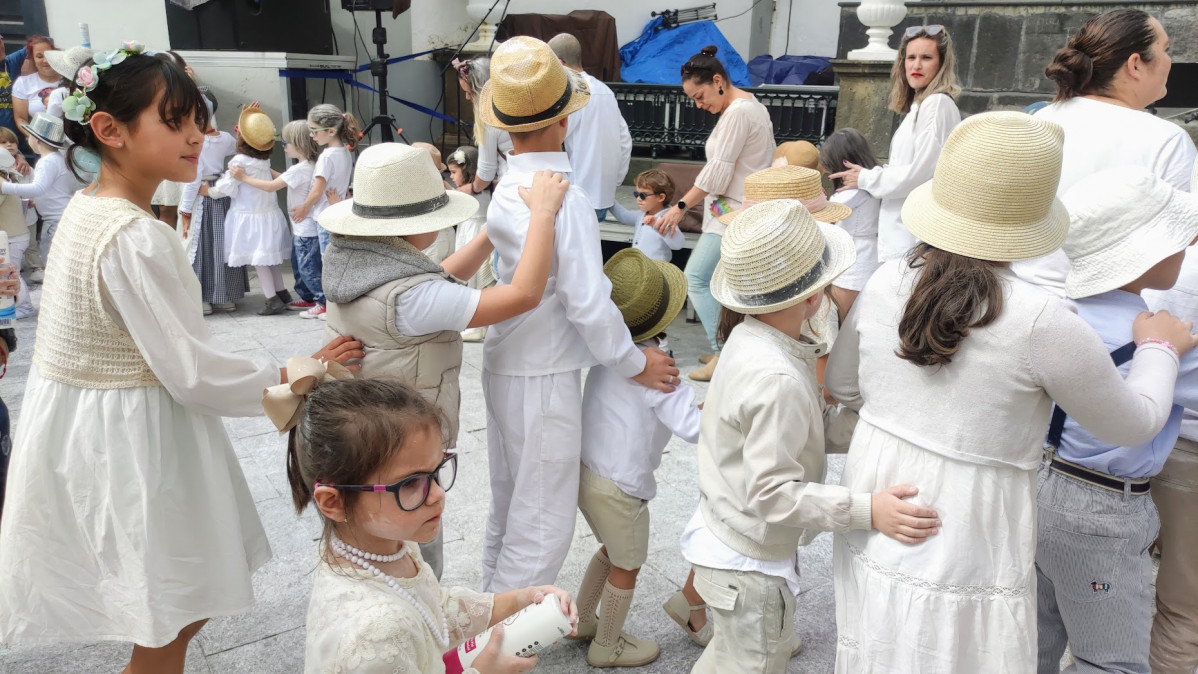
[700, 45, 718, 57]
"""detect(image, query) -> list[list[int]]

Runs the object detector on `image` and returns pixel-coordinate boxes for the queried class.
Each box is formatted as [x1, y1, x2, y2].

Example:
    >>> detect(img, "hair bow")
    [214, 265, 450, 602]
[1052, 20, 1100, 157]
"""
[451, 58, 471, 80]
[263, 356, 354, 433]
[450, 149, 467, 166]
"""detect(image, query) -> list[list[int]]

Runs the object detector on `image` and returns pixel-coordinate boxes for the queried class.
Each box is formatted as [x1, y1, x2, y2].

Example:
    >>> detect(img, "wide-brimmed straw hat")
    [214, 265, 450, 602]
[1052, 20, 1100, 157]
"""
[237, 105, 276, 152]
[901, 111, 1069, 262]
[1062, 165, 1198, 299]
[718, 165, 850, 225]
[318, 143, 479, 237]
[604, 248, 688, 343]
[771, 140, 820, 170]
[44, 45, 94, 80]
[711, 199, 856, 315]
[21, 113, 68, 150]
[477, 36, 591, 133]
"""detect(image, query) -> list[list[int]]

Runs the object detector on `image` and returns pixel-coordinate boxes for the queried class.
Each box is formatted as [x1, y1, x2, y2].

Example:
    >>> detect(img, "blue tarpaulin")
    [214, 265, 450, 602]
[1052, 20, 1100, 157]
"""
[746, 54, 832, 86]
[618, 16, 751, 87]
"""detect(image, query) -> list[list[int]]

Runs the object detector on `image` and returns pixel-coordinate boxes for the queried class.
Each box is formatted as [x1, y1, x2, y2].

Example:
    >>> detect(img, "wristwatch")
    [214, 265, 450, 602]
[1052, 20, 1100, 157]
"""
[676, 200, 687, 211]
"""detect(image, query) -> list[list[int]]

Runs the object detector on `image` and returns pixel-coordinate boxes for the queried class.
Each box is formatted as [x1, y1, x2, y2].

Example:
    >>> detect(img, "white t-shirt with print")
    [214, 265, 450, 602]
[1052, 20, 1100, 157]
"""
[13, 73, 59, 117]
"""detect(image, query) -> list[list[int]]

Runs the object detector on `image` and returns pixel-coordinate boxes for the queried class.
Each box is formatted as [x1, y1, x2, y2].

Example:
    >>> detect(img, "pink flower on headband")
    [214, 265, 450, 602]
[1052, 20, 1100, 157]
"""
[75, 65, 97, 92]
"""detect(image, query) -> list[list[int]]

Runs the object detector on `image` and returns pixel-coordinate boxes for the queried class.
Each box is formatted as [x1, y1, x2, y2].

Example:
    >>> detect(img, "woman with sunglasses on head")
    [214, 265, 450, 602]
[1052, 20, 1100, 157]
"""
[277, 375, 578, 673]
[830, 24, 961, 264]
[654, 46, 776, 382]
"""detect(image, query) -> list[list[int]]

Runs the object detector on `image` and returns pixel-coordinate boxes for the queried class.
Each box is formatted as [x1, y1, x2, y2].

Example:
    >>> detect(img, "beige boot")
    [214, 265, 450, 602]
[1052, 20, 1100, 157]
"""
[567, 549, 611, 641]
[688, 354, 719, 382]
[698, 353, 717, 365]
[587, 582, 660, 668]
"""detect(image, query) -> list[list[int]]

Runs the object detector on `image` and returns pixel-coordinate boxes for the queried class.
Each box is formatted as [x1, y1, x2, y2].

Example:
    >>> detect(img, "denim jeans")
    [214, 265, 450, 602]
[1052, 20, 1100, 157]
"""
[317, 224, 331, 253]
[594, 208, 609, 222]
[684, 232, 722, 352]
[292, 235, 324, 305]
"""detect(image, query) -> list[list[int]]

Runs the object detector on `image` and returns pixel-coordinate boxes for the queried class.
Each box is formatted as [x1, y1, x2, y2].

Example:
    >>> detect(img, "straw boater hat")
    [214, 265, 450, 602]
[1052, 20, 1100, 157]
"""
[237, 105, 276, 152]
[477, 36, 590, 133]
[901, 111, 1069, 262]
[1061, 164, 1198, 299]
[604, 248, 688, 343]
[718, 165, 850, 225]
[711, 199, 855, 315]
[44, 45, 95, 80]
[21, 113, 69, 150]
[771, 140, 820, 170]
[317, 143, 478, 237]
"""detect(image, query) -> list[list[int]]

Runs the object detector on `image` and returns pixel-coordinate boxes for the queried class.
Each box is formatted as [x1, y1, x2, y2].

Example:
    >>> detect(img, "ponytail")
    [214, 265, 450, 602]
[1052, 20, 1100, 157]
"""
[339, 112, 361, 151]
[286, 429, 312, 515]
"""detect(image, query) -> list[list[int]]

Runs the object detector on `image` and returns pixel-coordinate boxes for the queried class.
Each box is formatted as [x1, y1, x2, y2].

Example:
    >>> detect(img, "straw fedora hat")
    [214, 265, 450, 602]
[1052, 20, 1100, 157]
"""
[604, 248, 688, 343]
[901, 111, 1068, 262]
[711, 199, 855, 315]
[1061, 165, 1198, 299]
[718, 165, 850, 225]
[318, 143, 478, 237]
[477, 36, 591, 133]
[237, 105, 276, 152]
[771, 140, 820, 170]
[21, 113, 68, 150]
[45, 45, 95, 81]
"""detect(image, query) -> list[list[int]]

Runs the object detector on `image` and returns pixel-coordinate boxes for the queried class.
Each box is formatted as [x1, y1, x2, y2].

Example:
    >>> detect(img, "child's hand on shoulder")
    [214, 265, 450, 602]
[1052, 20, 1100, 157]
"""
[518, 170, 568, 219]
[517, 585, 579, 635]
[472, 623, 538, 673]
[871, 485, 940, 544]
[229, 165, 246, 181]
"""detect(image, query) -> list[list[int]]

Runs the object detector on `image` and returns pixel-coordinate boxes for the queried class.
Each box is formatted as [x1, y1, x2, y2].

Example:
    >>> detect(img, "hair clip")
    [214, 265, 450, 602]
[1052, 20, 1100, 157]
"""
[450, 149, 466, 165]
[66, 41, 156, 126]
[62, 90, 96, 125]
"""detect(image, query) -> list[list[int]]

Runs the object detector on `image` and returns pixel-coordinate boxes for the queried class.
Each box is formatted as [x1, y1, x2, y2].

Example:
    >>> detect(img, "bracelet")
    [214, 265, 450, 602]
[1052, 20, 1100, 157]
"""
[1137, 337, 1180, 358]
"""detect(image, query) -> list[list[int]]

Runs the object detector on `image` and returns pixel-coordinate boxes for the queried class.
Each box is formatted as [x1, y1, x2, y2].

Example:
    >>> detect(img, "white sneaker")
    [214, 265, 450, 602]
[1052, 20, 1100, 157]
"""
[29, 269, 44, 284]
[14, 303, 34, 319]
[202, 302, 213, 315]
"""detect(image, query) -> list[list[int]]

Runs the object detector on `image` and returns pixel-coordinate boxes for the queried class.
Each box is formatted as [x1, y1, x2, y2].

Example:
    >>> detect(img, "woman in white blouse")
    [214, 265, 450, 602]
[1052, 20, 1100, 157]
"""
[454, 56, 515, 197]
[655, 46, 775, 380]
[831, 25, 961, 263]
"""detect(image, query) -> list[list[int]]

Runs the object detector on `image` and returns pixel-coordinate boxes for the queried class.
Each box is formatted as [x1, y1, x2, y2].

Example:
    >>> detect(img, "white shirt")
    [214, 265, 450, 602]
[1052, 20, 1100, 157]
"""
[13, 73, 59, 117]
[280, 160, 317, 237]
[694, 96, 776, 235]
[0, 151, 81, 223]
[564, 73, 631, 210]
[477, 124, 513, 183]
[631, 211, 685, 262]
[680, 510, 802, 596]
[1012, 97, 1197, 294]
[857, 93, 961, 262]
[179, 132, 235, 216]
[1146, 256, 1198, 441]
[484, 151, 646, 378]
[829, 189, 882, 292]
[313, 146, 353, 220]
[581, 337, 700, 500]
[394, 279, 482, 336]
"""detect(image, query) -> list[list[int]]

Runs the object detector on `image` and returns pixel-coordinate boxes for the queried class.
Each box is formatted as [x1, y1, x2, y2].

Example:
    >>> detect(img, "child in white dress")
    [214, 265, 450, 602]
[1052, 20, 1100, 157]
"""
[217, 105, 292, 315]
[274, 375, 577, 673]
[631, 169, 685, 263]
[819, 128, 882, 320]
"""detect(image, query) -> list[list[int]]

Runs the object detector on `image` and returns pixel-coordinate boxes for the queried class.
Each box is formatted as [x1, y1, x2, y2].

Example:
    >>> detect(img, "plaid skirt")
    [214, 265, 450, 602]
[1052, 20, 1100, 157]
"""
[191, 195, 248, 304]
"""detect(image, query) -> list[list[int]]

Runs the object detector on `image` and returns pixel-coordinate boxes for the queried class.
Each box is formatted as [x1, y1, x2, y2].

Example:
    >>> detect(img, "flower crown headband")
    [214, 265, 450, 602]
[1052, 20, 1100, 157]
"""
[62, 41, 156, 125]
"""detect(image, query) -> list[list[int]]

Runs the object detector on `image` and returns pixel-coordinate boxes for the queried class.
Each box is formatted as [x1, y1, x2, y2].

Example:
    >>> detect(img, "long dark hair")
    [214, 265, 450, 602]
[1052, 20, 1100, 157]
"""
[1045, 8, 1158, 102]
[820, 128, 878, 191]
[897, 244, 1004, 367]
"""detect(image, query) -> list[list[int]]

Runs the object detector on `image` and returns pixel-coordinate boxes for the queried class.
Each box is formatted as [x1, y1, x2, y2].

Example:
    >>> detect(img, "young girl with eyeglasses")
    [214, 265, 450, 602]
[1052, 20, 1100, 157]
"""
[279, 376, 578, 673]
[292, 103, 359, 253]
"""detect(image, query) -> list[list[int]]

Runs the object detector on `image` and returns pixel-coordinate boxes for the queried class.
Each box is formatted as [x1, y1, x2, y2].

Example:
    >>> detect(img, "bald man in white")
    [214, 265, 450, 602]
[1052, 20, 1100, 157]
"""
[549, 33, 632, 221]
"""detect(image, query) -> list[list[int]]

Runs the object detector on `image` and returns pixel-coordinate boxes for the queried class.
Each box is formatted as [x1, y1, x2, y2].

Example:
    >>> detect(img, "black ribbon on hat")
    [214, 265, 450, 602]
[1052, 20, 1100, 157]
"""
[351, 192, 449, 219]
[491, 76, 574, 127]
[728, 245, 830, 307]
[626, 275, 672, 338]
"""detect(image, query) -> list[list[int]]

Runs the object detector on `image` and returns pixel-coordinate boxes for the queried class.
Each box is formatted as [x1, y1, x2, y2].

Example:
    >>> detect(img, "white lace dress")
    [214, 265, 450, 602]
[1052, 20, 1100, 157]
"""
[304, 544, 494, 673]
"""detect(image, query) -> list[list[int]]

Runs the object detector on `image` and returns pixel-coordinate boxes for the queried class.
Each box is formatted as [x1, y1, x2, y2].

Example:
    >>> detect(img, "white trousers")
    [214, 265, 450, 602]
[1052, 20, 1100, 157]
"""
[481, 369, 582, 592]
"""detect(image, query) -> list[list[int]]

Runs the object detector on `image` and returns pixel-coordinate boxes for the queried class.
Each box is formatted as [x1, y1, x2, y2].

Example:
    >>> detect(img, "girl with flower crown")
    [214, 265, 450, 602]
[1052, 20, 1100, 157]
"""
[0, 43, 363, 673]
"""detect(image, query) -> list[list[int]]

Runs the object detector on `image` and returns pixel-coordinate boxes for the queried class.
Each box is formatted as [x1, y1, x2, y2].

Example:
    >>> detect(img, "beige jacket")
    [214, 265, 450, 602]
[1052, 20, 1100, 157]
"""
[697, 317, 871, 561]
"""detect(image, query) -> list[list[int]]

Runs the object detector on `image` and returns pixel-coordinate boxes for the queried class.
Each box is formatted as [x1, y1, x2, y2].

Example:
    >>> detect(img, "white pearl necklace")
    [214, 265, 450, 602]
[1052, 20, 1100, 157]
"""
[331, 536, 449, 649]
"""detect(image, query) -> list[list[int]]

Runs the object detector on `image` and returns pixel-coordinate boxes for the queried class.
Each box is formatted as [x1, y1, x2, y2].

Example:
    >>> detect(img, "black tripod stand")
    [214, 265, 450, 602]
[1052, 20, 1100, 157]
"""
[360, 9, 400, 143]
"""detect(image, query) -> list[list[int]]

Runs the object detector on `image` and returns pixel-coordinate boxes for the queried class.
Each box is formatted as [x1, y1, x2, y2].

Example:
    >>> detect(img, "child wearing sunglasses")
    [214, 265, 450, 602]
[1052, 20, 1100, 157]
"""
[279, 376, 578, 673]
[631, 168, 685, 263]
[291, 103, 359, 252]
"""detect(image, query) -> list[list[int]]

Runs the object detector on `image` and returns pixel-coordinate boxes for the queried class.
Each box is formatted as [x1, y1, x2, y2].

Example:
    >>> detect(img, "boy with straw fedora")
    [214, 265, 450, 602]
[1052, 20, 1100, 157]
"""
[317, 142, 570, 578]
[475, 35, 679, 594]
[571, 248, 699, 667]
[681, 199, 939, 673]
[1036, 165, 1198, 674]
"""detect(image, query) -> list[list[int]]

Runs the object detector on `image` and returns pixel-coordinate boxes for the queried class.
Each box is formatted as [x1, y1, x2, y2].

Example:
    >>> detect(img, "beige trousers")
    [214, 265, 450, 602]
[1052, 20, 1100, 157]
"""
[1151, 437, 1198, 674]
[691, 565, 795, 674]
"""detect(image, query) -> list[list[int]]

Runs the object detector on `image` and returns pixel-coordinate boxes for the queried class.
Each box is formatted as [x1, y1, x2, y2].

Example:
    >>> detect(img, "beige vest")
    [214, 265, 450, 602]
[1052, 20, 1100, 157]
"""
[325, 272, 463, 446]
[34, 194, 161, 389]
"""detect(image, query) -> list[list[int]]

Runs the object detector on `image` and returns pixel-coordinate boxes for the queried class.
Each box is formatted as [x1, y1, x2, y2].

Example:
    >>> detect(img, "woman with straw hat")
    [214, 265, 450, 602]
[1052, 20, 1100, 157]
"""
[826, 111, 1197, 673]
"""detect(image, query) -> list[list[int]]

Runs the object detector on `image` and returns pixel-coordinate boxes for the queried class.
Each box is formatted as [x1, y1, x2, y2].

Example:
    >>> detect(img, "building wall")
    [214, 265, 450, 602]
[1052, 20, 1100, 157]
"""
[770, 0, 841, 57]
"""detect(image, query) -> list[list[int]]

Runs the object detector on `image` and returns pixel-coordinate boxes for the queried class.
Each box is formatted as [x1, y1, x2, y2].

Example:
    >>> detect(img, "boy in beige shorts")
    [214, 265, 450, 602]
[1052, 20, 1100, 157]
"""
[573, 248, 701, 668]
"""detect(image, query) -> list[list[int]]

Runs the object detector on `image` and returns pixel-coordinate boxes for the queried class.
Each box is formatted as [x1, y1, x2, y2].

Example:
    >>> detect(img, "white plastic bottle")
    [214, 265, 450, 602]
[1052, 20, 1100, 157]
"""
[443, 594, 572, 673]
[0, 231, 15, 328]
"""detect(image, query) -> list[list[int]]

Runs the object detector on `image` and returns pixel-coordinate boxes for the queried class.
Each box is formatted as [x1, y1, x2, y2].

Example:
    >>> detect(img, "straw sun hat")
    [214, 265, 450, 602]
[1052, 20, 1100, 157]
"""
[317, 143, 479, 237]
[604, 248, 688, 343]
[45, 45, 95, 80]
[477, 36, 591, 133]
[771, 140, 820, 170]
[718, 165, 850, 225]
[901, 111, 1069, 262]
[1061, 165, 1198, 299]
[711, 199, 855, 315]
[237, 105, 277, 152]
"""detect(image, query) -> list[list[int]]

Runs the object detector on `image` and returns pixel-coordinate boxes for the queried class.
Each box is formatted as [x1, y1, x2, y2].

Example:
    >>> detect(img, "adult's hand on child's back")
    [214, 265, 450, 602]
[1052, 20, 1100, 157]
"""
[633, 347, 679, 393]
[871, 485, 941, 545]
[312, 335, 365, 372]
[518, 170, 569, 218]
[1133, 310, 1198, 356]
[472, 623, 538, 673]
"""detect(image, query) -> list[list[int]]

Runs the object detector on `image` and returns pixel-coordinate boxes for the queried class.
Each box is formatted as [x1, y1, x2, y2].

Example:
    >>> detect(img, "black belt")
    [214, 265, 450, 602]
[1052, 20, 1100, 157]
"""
[1048, 454, 1150, 495]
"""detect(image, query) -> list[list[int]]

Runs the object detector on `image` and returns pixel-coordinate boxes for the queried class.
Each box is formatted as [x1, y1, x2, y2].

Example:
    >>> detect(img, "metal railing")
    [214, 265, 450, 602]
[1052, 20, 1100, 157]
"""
[610, 83, 839, 155]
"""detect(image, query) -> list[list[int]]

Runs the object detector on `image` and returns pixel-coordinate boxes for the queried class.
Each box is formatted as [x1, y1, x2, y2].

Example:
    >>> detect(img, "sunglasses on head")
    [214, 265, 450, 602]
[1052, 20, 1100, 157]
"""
[315, 453, 458, 512]
[634, 191, 664, 200]
[904, 24, 945, 39]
